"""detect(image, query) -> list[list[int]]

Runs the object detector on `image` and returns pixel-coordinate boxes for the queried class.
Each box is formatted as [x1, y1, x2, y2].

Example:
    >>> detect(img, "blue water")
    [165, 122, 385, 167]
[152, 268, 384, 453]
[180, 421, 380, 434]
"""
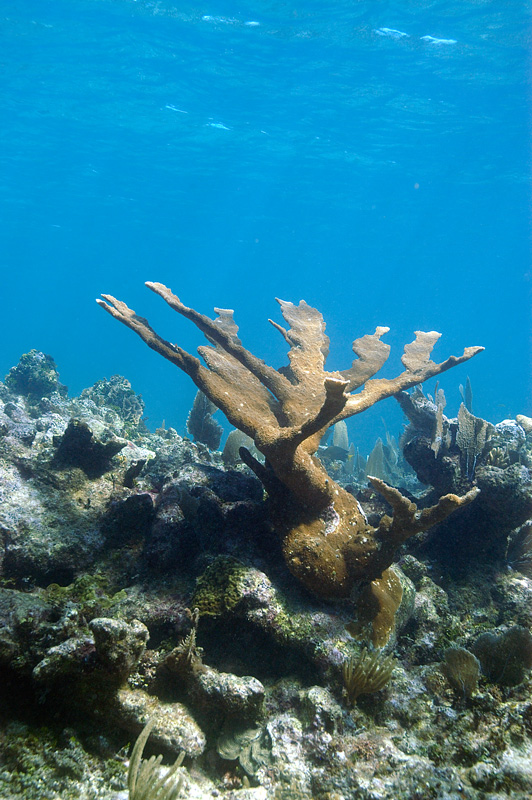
[1, 0, 530, 451]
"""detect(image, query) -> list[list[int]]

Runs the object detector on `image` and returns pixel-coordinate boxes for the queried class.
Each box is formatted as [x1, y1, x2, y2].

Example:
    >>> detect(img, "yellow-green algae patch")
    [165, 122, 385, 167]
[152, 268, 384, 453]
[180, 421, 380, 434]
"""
[192, 556, 252, 617]
[44, 573, 127, 618]
[191, 557, 352, 665]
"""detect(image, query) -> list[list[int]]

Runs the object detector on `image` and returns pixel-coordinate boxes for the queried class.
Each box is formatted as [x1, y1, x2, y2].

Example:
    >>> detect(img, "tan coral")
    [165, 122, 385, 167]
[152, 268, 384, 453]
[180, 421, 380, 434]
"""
[98, 283, 482, 599]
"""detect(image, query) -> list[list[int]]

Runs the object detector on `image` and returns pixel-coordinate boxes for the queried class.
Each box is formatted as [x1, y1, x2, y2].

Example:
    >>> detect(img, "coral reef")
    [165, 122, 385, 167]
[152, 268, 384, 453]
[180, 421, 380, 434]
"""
[0, 350, 532, 800]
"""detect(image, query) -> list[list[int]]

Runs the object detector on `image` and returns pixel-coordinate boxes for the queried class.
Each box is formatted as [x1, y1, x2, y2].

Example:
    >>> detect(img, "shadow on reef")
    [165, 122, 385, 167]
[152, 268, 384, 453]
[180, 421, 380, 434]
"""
[1, 349, 532, 800]
[196, 615, 318, 685]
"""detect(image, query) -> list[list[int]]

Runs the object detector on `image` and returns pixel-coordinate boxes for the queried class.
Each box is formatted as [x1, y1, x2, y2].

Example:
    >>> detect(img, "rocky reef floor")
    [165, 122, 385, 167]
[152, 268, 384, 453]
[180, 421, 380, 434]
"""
[0, 352, 531, 800]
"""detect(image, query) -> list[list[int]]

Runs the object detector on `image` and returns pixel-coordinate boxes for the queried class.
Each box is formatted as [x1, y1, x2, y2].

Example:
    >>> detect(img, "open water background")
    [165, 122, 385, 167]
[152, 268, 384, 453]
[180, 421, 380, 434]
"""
[1, 0, 530, 450]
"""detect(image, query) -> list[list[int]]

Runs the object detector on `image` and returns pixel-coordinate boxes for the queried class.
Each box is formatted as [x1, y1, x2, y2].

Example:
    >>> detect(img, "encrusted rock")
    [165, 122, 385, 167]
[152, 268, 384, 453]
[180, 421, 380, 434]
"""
[113, 687, 206, 758]
[32, 635, 97, 685]
[0, 456, 107, 585]
[4, 350, 67, 401]
[193, 666, 265, 722]
[32, 618, 148, 690]
[100, 492, 155, 548]
[0, 587, 53, 669]
[79, 375, 145, 432]
[517, 414, 532, 434]
[264, 714, 310, 793]
[89, 617, 148, 679]
[52, 418, 126, 478]
[299, 686, 343, 734]
[493, 419, 526, 454]
[406, 575, 456, 662]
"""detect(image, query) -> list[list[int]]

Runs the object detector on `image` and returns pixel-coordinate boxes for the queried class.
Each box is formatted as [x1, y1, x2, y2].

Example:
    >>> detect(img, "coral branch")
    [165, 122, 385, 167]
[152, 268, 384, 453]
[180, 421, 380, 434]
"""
[342, 332, 483, 420]
[369, 476, 480, 547]
[339, 326, 391, 390]
[146, 282, 291, 406]
[97, 293, 278, 438]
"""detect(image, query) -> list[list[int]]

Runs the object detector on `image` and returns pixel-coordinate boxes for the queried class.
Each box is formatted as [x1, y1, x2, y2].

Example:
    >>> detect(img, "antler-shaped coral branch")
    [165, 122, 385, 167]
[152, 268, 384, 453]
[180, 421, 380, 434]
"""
[342, 331, 483, 418]
[98, 283, 483, 598]
[366, 477, 480, 574]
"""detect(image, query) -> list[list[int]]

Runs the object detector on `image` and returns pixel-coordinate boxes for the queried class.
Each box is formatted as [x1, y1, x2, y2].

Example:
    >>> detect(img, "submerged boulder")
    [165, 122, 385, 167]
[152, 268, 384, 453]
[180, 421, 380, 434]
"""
[4, 350, 67, 402]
